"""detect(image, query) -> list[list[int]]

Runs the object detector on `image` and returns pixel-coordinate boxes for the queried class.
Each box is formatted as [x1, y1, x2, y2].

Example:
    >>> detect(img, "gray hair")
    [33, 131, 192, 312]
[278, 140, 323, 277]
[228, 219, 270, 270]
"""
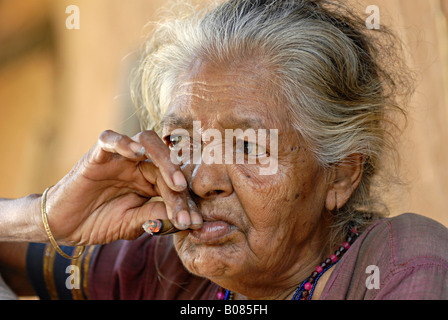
[131, 0, 413, 242]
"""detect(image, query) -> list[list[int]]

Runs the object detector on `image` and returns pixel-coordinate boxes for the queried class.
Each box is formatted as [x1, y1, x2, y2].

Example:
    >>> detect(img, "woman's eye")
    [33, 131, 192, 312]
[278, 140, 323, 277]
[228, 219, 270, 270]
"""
[236, 140, 267, 157]
[167, 135, 189, 149]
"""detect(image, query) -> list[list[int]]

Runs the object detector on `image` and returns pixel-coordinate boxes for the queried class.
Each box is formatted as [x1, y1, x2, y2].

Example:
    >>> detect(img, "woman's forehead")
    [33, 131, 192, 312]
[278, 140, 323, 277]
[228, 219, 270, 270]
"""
[163, 60, 288, 131]
[163, 92, 284, 134]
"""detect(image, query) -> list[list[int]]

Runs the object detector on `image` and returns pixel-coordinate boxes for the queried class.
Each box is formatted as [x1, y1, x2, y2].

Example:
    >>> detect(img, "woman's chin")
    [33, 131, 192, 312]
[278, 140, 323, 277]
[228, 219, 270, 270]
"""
[174, 233, 245, 279]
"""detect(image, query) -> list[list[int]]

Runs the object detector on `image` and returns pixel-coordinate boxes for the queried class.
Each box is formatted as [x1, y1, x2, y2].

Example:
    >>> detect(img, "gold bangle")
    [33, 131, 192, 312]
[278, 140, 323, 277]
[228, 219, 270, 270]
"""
[41, 186, 86, 259]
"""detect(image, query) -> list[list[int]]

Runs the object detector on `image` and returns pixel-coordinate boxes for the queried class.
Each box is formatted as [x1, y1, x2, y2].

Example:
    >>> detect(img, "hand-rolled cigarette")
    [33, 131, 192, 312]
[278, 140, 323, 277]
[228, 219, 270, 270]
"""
[142, 219, 182, 236]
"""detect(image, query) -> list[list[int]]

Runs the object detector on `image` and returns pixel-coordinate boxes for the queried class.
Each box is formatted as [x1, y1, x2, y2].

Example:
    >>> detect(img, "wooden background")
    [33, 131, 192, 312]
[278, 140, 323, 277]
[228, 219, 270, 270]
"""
[0, 0, 447, 226]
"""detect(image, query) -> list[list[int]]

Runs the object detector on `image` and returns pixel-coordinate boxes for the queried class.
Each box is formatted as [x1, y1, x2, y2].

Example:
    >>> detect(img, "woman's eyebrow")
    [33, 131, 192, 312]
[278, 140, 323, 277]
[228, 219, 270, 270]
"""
[160, 113, 273, 131]
[160, 114, 194, 130]
[219, 114, 270, 130]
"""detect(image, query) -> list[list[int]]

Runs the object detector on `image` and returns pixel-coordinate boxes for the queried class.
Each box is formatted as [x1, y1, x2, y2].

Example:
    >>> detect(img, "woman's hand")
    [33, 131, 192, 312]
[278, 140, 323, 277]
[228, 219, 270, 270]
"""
[38, 130, 202, 245]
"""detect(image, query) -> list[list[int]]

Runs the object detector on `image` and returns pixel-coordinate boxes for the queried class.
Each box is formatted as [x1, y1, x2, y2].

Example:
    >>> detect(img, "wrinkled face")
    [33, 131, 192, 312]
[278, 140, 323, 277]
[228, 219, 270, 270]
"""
[162, 58, 332, 297]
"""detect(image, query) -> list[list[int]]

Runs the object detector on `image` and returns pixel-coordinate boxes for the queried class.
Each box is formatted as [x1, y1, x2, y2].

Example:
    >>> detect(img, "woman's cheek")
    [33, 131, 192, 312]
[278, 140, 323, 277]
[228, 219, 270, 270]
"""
[228, 163, 293, 224]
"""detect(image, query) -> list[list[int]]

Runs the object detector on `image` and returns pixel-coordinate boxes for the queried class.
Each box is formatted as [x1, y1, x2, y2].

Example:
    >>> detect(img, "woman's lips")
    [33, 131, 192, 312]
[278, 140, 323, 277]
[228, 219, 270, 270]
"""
[190, 220, 234, 244]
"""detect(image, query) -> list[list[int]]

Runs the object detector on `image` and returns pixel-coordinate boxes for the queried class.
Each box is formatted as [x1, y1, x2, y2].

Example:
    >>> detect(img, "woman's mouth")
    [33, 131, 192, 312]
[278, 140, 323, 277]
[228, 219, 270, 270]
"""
[189, 220, 235, 244]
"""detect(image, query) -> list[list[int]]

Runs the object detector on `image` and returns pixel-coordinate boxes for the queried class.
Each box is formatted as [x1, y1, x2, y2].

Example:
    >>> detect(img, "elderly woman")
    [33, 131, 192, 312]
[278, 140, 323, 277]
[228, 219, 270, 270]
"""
[1, 0, 447, 300]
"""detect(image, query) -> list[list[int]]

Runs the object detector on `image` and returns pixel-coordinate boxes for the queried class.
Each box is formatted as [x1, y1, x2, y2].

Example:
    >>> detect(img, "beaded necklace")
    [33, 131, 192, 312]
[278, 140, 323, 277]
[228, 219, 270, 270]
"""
[216, 223, 359, 300]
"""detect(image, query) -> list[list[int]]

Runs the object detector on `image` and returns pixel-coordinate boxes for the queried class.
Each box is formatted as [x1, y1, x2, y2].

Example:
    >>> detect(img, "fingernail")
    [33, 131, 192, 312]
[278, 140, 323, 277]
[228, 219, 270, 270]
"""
[130, 143, 146, 156]
[177, 210, 191, 229]
[190, 213, 203, 229]
[172, 171, 187, 188]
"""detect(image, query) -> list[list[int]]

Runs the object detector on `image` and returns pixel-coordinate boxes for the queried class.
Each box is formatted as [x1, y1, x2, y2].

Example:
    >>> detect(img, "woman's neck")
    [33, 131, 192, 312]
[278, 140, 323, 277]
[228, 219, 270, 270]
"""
[232, 261, 336, 300]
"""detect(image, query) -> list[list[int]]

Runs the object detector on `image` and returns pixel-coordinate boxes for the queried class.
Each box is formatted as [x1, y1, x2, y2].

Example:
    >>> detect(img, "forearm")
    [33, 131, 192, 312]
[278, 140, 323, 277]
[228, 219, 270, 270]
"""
[0, 195, 47, 296]
[0, 194, 47, 243]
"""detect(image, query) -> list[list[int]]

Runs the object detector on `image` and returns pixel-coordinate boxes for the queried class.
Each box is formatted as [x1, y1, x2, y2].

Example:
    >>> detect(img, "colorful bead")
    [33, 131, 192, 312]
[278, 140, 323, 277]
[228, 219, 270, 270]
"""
[216, 291, 225, 300]
[316, 266, 323, 273]
[330, 254, 338, 263]
[304, 282, 313, 291]
[301, 290, 309, 299]
[342, 242, 350, 249]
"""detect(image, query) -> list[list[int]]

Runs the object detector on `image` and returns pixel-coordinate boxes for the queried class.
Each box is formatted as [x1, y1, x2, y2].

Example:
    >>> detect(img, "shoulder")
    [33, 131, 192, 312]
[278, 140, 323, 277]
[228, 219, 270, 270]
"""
[358, 213, 448, 299]
[365, 213, 448, 267]
[322, 213, 448, 299]
[366, 213, 448, 299]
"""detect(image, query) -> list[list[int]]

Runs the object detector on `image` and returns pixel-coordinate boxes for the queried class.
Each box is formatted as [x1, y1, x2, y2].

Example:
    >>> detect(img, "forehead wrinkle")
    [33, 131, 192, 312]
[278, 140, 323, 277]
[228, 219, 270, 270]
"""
[174, 80, 274, 111]
[171, 86, 211, 102]
[178, 81, 231, 91]
[175, 81, 237, 101]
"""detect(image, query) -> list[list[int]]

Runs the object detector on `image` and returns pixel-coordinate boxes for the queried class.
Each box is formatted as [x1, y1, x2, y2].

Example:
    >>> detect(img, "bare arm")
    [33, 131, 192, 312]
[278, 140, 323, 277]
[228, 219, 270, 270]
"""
[0, 195, 41, 295]
[0, 195, 45, 243]
[0, 195, 42, 295]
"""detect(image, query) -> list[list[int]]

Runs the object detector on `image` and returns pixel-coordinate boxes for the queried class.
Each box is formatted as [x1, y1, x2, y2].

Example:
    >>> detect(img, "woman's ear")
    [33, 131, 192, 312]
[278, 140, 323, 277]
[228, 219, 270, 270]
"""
[325, 154, 365, 211]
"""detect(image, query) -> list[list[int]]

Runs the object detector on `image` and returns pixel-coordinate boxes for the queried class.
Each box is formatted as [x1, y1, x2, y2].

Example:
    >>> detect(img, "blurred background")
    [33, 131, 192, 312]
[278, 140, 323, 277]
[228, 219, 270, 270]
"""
[0, 0, 447, 226]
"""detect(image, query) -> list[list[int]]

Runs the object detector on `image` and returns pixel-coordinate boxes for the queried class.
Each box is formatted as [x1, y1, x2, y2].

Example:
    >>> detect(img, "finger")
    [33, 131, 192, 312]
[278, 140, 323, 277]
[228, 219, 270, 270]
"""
[138, 161, 194, 230]
[133, 131, 187, 192]
[121, 198, 169, 240]
[143, 202, 202, 233]
[187, 196, 203, 229]
[155, 172, 192, 230]
[137, 145, 202, 230]
[96, 130, 146, 163]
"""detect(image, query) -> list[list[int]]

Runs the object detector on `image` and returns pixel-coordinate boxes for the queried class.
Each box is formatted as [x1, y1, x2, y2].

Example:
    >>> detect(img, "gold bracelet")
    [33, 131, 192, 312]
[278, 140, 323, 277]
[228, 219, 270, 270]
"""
[41, 186, 86, 259]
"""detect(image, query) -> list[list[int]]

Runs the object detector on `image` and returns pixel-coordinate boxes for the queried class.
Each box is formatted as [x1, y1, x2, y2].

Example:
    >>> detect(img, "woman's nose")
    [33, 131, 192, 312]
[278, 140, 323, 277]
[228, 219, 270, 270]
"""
[189, 163, 233, 200]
